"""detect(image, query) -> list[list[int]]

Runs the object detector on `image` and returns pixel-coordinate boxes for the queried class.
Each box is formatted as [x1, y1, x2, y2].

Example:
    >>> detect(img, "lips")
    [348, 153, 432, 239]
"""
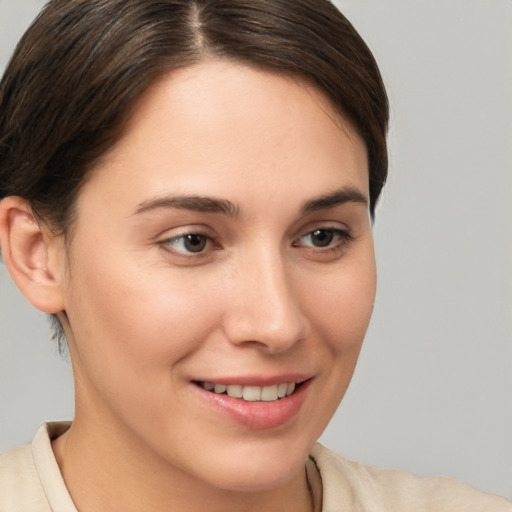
[192, 377, 312, 429]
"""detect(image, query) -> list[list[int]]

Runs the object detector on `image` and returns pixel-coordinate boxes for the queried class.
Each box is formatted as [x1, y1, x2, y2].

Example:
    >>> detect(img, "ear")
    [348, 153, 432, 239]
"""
[0, 196, 66, 313]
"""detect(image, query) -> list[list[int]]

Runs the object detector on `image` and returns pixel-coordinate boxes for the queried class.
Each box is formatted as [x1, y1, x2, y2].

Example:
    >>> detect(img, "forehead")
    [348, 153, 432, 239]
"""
[78, 59, 369, 216]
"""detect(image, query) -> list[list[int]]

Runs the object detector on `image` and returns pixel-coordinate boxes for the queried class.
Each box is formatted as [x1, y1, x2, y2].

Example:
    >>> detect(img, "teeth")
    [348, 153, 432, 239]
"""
[199, 381, 298, 401]
[277, 383, 288, 398]
[261, 385, 278, 401]
[243, 386, 261, 401]
[214, 383, 227, 394]
[226, 384, 243, 398]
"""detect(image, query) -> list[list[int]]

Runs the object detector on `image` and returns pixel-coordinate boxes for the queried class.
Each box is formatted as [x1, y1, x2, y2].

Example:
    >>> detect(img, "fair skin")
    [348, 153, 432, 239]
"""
[0, 60, 375, 512]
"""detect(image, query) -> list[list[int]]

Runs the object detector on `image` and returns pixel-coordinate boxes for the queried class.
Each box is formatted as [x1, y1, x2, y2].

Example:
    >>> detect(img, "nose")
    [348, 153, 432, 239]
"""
[222, 247, 310, 353]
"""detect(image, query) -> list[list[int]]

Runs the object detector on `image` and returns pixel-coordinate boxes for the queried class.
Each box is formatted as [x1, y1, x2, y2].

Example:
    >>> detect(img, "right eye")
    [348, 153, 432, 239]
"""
[161, 233, 212, 255]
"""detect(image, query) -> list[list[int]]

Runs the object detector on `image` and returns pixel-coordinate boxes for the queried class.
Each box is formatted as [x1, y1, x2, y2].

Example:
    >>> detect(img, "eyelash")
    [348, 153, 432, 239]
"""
[158, 231, 217, 258]
[158, 227, 353, 259]
[292, 227, 353, 253]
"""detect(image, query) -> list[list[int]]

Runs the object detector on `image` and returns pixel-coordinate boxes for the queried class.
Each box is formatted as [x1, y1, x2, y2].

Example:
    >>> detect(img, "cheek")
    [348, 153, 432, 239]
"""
[305, 249, 376, 354]
[291, 248, 376, 439]
[64, 253, 224, 378]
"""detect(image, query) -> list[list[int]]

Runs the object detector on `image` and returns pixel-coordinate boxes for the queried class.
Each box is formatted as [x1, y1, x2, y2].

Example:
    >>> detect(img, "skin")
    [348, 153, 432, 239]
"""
[0, 59, 376, 512]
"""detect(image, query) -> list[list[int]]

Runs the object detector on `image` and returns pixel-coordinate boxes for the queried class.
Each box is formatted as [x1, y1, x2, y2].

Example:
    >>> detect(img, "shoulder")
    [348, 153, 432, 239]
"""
[0, 422, 73, 512]
[311, 444, 512, 512]
[0, 442, 52, 511]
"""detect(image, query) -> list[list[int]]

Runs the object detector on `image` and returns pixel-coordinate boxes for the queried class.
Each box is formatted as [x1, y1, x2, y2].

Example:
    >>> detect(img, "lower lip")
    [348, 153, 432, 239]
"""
[193, 380, 311, 430]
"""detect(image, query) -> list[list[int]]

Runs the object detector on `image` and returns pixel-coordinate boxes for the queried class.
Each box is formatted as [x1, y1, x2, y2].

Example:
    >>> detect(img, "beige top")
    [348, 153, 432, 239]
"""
[0, 422, 510, 511]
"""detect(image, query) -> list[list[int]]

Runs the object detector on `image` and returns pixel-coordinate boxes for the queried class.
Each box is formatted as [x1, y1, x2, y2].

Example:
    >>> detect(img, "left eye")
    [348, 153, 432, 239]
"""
[294, 228, 351, 248]
[165, 233, 210, 254]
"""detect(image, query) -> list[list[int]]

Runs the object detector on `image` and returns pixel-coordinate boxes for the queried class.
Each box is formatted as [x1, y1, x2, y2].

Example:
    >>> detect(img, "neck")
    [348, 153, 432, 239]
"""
[52, 415, 313, 512]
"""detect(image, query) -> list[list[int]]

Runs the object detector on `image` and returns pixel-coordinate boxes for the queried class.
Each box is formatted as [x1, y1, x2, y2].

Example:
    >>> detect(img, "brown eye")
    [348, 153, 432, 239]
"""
[310, 229, 334, 247]
[293, 227, 353, 252]
[163, 233, 210, 254]
[183, 234, 208, 253]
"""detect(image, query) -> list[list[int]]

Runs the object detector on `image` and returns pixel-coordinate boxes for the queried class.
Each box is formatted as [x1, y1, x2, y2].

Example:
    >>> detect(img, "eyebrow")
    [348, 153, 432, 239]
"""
[301, 186, 368, 213]
[133, 185, 367, 218]
[134, 195, 240, 217]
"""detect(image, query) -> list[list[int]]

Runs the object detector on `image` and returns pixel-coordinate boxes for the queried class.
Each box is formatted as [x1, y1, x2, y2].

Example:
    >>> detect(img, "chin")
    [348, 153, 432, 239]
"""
[188, 434, 314, 492]
[209, 459, 305, 493]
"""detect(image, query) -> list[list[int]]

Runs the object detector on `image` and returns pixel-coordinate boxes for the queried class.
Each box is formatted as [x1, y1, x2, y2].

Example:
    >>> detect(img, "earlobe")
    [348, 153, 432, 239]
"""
[0, 196, 66, 313]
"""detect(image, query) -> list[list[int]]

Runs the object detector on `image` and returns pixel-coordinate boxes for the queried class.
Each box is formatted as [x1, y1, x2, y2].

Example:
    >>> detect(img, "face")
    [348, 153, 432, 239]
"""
[57, 60, 376, 492]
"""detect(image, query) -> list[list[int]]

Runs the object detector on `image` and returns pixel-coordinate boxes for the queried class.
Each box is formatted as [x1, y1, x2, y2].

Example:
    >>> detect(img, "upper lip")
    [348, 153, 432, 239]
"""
[191, 373, 313, 387]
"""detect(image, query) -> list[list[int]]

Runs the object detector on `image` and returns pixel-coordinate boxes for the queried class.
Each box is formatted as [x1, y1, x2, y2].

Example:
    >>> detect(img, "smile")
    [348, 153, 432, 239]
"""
[192, 377, 312, 429]
[195, 381, 299, 402]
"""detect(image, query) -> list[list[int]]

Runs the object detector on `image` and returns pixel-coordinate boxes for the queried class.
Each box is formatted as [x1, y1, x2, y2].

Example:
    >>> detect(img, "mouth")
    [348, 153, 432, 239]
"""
[192, 377, 312, 429]
[193, 380, 304, 402]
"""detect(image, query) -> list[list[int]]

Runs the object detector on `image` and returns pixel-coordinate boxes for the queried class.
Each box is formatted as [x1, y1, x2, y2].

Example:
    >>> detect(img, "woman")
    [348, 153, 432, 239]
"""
[0, 1, 510, 510]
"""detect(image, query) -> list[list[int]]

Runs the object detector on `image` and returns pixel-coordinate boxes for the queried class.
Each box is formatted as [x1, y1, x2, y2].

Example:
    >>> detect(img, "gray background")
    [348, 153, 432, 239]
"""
[1, 0, 511, 500]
